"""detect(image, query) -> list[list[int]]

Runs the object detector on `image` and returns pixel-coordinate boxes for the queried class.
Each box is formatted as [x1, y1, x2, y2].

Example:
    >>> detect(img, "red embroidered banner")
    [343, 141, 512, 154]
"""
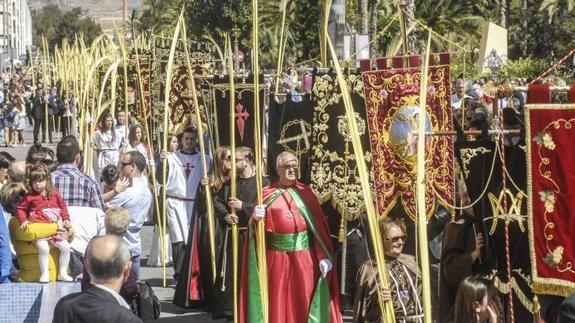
[362, 59, 454, 220]
[527, 95, 575, 297]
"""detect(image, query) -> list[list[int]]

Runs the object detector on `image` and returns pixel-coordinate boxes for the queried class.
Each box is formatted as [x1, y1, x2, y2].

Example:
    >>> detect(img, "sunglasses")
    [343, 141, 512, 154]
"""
[385, 235, 407, 243]
[121, 161, 133, 167]
[224, 155, 232, 161]
[280, 164, 298, 170]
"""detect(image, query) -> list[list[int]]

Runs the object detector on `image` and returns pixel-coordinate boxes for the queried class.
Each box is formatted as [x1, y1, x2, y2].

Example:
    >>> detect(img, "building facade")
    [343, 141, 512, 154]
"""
[0, 0, 33, 69]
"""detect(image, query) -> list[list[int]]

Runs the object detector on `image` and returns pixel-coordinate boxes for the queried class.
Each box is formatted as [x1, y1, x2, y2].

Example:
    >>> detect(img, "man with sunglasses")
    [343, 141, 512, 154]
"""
[109, 151, 152, 278]
[240, 151, 342, 322]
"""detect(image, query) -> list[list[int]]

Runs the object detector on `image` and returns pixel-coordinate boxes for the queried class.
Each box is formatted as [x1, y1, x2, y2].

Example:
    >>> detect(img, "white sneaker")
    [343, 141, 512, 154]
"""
[58, 273, 74, 282]
[39, 273, 49, 283]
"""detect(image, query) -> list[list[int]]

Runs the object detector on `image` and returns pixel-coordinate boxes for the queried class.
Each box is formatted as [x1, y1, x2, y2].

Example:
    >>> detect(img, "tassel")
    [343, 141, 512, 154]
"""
[338, 217, 346, 242]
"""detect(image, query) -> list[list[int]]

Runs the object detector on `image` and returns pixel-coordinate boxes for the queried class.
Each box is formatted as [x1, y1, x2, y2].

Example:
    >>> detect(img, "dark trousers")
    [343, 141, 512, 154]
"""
[33, 117, 53, 143]
[61, 116, 72, 137]
[172, 241, 185, 280]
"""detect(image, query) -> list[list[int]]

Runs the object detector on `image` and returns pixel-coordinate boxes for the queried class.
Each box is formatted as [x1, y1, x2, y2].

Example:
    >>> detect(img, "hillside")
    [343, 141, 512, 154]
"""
[28, 0, 144, 29]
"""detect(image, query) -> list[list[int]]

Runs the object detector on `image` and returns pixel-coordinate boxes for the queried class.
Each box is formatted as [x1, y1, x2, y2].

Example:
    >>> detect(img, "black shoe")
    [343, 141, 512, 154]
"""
[49, 140, 53, 144]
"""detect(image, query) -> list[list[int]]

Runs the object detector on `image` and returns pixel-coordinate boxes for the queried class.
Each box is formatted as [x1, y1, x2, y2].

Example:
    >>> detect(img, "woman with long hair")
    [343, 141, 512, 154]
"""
[454, 276, 498, 323]
[93, 111, 122, 180]
[121, 124, 154, 174]
[173, 145, 232, 309]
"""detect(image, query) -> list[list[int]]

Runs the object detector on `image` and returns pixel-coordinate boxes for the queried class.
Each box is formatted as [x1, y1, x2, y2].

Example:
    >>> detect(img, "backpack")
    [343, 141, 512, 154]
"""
[132, 281, 161, 321]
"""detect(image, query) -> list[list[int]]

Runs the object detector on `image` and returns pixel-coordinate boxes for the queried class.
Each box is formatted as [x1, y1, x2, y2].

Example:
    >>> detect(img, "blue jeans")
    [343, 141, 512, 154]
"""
[131, 255, 140, 279]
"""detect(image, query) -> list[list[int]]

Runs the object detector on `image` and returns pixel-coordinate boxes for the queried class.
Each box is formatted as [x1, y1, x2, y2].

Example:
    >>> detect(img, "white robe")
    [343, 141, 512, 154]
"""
[162, 151, 211, 244]
[93, 129, 122, 180]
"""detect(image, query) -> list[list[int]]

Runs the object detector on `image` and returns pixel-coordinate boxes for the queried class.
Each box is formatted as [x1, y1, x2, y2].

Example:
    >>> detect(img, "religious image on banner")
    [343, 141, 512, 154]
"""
[455, 141, 537, 319]
[208, 75, 265, 150]
[362, 60, 455, 220]
[149, 38, 215, 134]
[526, 101, 575, 297]
[310, 72, 373, 220]
[267, 94, 314, 183]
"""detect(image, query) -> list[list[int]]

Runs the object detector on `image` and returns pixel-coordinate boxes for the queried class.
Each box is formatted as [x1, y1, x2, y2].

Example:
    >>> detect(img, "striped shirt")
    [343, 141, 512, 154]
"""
[52, 163, 105, 210]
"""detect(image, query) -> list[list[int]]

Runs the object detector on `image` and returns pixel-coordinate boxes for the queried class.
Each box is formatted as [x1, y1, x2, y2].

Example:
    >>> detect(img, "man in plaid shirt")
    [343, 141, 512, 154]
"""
[52, 136, 105, 210]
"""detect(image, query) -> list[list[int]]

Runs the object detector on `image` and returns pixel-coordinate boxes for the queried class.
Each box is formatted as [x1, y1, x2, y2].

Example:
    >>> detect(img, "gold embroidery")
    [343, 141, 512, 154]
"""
[488, 269, 538, 313]
[277, 120, 313, 155]
[487, 189, 526, 235]
[310, 73, 373, 220]
[526, 104, 575, 297]
[459, 147, 491, 178]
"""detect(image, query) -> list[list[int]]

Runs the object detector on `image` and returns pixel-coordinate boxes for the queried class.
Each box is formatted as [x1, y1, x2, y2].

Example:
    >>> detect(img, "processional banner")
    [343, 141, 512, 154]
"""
[456, 141, 537, 319]
[309, 72, 373, 220]
[361, 56, 454, 220]
[150, 37, 215, 135]
[527, 85, 575, 297]
[267, 95, 314, 183]
[208, 75, 265, 150]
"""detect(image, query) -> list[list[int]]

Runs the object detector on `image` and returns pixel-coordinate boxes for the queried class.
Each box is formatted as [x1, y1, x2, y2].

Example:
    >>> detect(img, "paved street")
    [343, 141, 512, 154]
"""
[2, 126, 222, 322]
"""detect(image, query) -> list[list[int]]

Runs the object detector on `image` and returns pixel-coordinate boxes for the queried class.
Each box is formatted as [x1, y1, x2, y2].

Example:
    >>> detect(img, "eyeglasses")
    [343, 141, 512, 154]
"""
[279, 164, 298, 170]
[224, 155, 231, 161]
[385, 235, 407, 243]
[121, 161, 133, 168]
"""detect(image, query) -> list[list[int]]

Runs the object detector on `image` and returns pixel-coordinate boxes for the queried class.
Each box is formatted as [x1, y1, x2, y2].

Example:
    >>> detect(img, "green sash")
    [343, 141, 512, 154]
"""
[269, 231, 310, 252]
[246, 187, 333, 323]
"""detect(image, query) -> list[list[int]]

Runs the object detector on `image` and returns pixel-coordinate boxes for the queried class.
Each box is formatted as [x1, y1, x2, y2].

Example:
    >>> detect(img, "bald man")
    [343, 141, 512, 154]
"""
[53, 235, 142, 323]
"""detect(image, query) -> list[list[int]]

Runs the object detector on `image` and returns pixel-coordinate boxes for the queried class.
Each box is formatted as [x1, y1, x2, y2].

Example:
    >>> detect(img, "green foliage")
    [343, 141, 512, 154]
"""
[498, 58, 551, 80]
[450, 53, 481, 81]
[32, 5, 102, 50]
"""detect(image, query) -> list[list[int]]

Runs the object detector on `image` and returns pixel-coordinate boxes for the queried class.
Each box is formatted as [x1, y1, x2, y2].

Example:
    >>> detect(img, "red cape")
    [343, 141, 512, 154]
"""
[239, 181, 342, 323]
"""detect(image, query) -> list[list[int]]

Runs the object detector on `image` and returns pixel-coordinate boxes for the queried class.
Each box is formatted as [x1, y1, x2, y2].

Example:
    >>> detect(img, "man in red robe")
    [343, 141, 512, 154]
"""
[240, 151, 342, 323]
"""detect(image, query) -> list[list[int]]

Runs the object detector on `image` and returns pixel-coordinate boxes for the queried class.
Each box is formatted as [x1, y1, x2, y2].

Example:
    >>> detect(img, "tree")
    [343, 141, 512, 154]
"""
[32, 5, 103, 50]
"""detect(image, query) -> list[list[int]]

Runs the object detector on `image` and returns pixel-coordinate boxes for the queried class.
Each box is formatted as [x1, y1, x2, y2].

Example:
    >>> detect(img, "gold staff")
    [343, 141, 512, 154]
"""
[227, 38, 240, 323]
[416, 30, 433, 323]
[326, 35, 395, 322]
[132, 13, 167, 286]
[252, 0, 268, 321]
[161, 9, 185, 288]
[180, 18, 218, 283]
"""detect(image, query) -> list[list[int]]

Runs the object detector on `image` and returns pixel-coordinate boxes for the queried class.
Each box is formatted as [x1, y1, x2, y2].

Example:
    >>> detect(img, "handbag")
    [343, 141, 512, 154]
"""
[132, 281, 161, 321]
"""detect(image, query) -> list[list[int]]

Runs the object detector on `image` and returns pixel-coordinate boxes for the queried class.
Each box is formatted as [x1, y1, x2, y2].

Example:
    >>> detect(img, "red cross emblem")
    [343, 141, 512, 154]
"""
[183, 162, 193, 179]
[236, 103, 250, 142]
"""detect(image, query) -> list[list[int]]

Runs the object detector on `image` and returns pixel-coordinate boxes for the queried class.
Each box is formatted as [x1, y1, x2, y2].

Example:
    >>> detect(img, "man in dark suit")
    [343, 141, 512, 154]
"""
[32, 88, 47, 144]
[52, 235, 142, 323]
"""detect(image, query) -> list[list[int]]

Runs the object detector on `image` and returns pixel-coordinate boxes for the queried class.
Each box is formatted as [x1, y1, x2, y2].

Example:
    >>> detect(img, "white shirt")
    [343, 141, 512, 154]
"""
[109, 175, 152, 256]
[68, 206, 106, 255]
[92, 283, 131, 310]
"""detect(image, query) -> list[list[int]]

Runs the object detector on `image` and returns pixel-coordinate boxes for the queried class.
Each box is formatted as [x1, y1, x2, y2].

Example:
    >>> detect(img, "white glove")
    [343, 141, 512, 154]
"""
[253, 205, 266, 221]
[319, 259, 333, 278]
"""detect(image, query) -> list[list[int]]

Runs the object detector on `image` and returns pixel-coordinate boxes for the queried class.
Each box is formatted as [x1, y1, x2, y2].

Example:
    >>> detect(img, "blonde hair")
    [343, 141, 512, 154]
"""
[105, 207, 131, 236]
[210, 146, 231, 191]
[0, 182, 27, 214]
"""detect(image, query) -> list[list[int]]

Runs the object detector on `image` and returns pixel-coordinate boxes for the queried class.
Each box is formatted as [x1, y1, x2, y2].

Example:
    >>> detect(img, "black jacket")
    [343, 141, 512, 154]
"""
[52, 285, 142, 323]
[32, 96, 46, 120]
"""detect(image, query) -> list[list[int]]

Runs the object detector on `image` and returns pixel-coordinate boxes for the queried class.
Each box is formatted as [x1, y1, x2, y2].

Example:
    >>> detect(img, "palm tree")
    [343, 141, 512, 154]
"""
[540, 0, 575, 21]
